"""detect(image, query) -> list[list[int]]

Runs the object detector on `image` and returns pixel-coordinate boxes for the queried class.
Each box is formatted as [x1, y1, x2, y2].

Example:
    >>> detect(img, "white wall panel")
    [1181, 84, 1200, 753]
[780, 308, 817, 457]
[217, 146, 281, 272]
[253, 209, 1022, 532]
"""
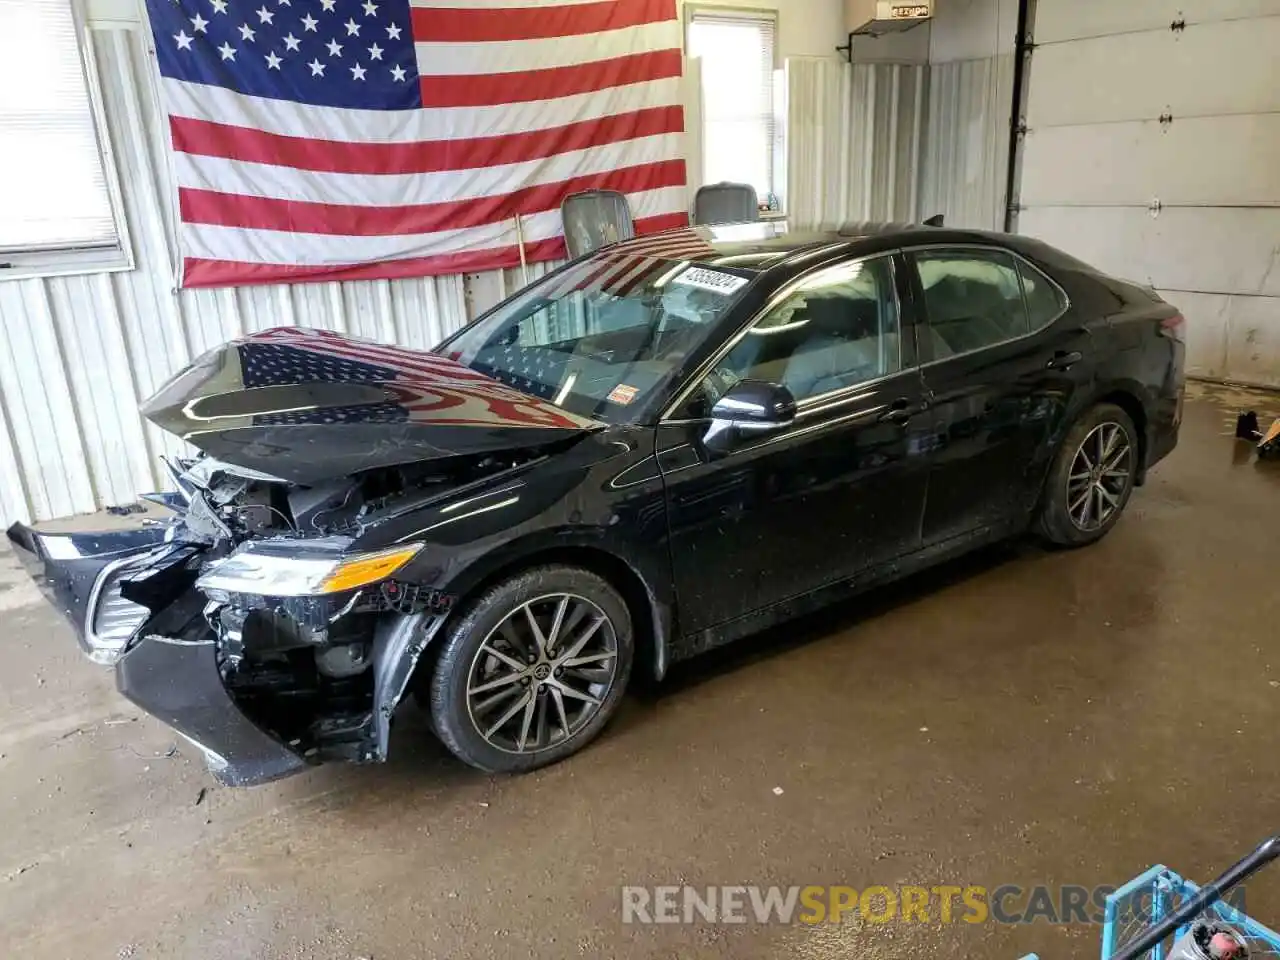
[1020, 0, 1280, 388]
[1034, 0, 1280, 45]
[785, 58, 927, 230]
[0, 26, 499, 523]
[1018, 207, 1280, 298]
[919, 54, 1014, 230]
[927, 0, 1019, 63]
[1027, 16, 1280, 128]
[1020, 113, 1280, 207]
[1168, 291, 1280, 386]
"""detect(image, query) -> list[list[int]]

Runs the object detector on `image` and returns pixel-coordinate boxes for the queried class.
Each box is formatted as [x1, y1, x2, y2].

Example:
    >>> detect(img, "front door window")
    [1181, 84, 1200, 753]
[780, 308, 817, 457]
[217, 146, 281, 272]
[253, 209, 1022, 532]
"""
[704, 255, 902, 405]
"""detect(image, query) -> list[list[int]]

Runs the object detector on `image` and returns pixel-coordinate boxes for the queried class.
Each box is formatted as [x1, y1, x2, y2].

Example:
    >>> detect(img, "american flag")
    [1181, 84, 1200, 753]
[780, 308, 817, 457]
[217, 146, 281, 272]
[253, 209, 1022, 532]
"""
[144, 0, 689, 288]
[235, 327, 596, 427]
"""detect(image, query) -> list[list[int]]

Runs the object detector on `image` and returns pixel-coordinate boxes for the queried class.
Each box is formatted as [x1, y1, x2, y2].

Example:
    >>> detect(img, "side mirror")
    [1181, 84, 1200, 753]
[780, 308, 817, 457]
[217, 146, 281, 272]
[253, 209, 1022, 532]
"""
[702, 380, 797, 455]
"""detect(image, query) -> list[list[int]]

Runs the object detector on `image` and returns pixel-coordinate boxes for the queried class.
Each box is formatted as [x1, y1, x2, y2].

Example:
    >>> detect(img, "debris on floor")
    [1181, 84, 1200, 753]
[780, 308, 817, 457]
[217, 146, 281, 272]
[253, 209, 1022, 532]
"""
[105, 502, 147, 516]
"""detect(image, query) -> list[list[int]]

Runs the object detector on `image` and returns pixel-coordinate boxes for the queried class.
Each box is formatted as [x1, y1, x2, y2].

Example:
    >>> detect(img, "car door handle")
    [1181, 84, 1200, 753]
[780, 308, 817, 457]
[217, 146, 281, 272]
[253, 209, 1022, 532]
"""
[1046, 350, 1083, 371]
[877, 397, 926, 425]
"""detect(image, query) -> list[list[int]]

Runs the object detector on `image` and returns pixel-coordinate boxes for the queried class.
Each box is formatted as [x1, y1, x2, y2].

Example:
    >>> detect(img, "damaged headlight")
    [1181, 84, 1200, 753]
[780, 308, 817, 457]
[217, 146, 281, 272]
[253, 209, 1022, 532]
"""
[197, 540, 423, 597]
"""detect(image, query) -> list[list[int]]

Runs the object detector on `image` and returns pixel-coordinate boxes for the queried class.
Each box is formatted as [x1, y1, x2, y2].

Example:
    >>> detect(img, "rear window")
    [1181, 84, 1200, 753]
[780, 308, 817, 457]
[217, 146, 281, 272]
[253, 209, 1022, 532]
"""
[1018, 260, 1068, 329]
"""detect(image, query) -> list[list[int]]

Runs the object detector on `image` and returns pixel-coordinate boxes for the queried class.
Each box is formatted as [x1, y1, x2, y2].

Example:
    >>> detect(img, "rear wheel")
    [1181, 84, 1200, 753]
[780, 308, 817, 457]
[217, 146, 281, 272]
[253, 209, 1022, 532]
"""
[1036, 403, 1139, 547]
[428, 565, 633, 773]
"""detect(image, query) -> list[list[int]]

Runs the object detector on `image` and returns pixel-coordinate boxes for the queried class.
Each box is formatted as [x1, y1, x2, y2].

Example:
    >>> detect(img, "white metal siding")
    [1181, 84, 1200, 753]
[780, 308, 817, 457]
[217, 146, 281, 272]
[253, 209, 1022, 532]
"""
[1019, 0, 1280, 386]
[785, 58, 928, 229]
[919, 53, 1014, 230]
[0, 25, 555, 524]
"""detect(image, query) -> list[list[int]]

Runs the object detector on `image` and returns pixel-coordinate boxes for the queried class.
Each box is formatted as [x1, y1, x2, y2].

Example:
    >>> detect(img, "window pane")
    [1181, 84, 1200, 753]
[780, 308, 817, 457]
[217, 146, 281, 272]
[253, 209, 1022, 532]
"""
[443, 256, 751, 423]
[0, 0, 117, 252]
[915, 250, 1028, 358]
[711, 257, 900, 403]
[1019, 260, 1067, 330]
[688, 14, 774, 198]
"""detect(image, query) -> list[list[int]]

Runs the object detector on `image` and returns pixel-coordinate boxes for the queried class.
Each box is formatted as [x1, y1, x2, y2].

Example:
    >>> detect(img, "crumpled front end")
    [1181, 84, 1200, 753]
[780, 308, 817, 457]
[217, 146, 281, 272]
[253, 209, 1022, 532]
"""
[6, 503, 316, 786]
[7, 450, 510, 785]
[6, 520, 174, 665]
[114, 590, 311, 786]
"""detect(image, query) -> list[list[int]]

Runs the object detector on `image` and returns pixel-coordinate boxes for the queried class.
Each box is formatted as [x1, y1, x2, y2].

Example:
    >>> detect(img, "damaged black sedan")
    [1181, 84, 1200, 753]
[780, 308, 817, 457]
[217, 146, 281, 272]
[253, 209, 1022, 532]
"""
[7, 222, 1185, 785]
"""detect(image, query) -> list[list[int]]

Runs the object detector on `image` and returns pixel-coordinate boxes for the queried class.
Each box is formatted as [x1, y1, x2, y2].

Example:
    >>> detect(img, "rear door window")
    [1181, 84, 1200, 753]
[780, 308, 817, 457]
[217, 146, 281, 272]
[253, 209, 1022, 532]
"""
[1018, 260, 1068, 330]
[913, 249, 1028, 359]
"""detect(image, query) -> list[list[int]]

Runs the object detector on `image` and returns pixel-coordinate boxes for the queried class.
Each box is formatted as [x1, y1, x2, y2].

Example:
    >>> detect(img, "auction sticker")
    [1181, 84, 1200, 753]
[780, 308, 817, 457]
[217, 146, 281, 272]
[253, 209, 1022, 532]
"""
[607, 383, 639, 406]
[671, 267, 749, 296]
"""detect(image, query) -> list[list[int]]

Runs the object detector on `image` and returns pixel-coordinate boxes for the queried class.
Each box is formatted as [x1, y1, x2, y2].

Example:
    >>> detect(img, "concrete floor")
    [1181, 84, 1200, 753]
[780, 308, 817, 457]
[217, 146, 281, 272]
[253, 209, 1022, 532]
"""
[2, 384, 1279, 960]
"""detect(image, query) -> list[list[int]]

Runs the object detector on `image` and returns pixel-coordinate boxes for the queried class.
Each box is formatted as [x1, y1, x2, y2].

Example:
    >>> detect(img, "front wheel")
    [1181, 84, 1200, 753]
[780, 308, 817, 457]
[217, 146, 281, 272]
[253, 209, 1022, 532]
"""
[1036, 403, 1140, 547]
[427, 565, 633, 773]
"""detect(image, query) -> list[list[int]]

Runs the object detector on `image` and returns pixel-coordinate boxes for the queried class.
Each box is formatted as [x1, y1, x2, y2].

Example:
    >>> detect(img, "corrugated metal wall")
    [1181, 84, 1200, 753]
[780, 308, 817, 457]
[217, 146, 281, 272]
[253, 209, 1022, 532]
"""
[919, 54, 1014, 230]
[0, 25, 561, 524]
[785, 57, 928, 229]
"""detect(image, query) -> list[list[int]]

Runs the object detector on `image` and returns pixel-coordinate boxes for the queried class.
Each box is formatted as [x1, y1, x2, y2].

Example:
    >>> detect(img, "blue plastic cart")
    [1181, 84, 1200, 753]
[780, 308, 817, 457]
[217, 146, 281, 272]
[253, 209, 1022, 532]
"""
[1026, 836, 1280, 960]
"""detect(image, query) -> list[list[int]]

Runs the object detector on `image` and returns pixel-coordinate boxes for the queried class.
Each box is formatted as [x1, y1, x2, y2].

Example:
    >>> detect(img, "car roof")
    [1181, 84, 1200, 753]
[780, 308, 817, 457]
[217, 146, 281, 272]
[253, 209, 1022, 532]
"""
[603, 219, 1036, 273]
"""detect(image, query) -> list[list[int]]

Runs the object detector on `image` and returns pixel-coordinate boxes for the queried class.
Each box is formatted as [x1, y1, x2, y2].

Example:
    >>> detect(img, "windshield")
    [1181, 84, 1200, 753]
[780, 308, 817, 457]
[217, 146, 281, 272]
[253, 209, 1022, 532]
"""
[437, 255, 755, 423]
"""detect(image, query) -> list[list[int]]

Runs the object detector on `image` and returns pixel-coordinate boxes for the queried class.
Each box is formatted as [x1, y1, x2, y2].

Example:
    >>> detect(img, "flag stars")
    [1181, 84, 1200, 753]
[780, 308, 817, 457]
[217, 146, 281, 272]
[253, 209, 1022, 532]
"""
[282, 31, 301, 49]
[385, 22, 400, 39]
[189, 12, 208, 32]
[265, 50, 282, 68]
[238, 22, 256, 40]
[389, 63, 406, 81]
[173, 29, 193, 48]
[307, 57, 325, 76]
[325, 37, 343, 56]
[366, 42, 382, 59]
[217, 41, 236, 60]
[300, 12, 317, 29]
[350, 62, 366, 80]
[319, 0, 336, 10]
[209, 0, 228, 13]
[361, 0, 377, 15]
[256, 5, 273, 23]
[344, 17, 360, 34]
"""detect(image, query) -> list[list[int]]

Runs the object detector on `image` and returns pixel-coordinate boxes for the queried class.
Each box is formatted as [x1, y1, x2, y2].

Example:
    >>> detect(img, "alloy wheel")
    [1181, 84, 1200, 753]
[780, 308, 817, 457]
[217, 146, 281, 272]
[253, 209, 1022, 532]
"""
[1066, 421, 1133, 532]
[464, 593, 619, 754]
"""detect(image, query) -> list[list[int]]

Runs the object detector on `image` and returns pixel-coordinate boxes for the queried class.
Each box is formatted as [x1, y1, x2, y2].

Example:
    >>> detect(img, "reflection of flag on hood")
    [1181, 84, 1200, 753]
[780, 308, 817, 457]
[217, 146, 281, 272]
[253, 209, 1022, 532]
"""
[216, 327, 596, 429]
[239, 340, 408, 424]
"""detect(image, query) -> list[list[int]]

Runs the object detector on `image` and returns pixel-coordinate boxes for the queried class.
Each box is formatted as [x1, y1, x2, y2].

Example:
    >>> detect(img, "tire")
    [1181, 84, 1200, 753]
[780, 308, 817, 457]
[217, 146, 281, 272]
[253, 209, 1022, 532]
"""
[1036, 402, 1140, 547]
[428, 565, 633, 773]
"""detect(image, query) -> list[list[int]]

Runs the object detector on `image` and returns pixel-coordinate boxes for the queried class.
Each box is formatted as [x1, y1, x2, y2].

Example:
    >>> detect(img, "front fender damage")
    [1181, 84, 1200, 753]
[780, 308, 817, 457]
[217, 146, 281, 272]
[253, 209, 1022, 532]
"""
[371, 612, 447, 759]
[125, 597, 449, 786]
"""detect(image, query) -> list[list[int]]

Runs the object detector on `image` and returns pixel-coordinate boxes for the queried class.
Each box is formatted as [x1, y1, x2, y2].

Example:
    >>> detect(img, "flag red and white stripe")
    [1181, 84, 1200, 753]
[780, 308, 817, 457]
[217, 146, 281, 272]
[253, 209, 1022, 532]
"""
[148, 0, 690, 288]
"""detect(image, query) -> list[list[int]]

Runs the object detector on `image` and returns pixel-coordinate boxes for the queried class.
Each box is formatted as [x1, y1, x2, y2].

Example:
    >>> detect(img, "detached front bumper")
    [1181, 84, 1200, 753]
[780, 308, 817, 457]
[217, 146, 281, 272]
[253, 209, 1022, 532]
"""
[6, 520, 171, 663]
[114, 593, 309, 786]
[8, 519, 309, 786]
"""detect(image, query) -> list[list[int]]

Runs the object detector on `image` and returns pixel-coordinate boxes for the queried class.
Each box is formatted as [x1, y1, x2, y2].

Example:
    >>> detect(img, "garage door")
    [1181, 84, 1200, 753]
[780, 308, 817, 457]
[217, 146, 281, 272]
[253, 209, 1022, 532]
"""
[1016, 0, 1280, 386]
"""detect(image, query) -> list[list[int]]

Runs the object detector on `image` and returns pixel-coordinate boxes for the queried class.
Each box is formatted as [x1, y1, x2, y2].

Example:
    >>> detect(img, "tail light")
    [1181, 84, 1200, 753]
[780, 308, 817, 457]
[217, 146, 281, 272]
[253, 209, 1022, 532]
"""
[1160, 313, 1186, 343]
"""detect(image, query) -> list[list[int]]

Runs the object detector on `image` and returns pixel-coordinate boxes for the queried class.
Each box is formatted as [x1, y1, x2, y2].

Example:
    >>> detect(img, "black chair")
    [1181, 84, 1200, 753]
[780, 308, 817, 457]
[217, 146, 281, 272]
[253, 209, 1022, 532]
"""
[560, 190, 635, 259]
[693, 182, 760, 225]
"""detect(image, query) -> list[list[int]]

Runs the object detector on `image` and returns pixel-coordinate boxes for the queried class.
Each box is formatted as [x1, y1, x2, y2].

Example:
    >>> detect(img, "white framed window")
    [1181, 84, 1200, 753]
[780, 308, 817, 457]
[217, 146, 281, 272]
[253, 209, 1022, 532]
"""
[0, 0, 131, 280]
[686, 8, 777, 202]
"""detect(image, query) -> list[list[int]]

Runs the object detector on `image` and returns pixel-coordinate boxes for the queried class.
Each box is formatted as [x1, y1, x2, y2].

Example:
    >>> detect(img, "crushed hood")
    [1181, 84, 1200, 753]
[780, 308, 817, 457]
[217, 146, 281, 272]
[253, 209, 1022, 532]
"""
[141, 327, 599, 483]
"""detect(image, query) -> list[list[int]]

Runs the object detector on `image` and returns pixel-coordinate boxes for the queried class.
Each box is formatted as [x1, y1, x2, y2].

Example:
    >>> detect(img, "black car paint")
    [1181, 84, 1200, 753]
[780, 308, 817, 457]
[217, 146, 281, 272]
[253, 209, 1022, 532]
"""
[5, 224, 1183, 785]
[6, 522, 172, 658]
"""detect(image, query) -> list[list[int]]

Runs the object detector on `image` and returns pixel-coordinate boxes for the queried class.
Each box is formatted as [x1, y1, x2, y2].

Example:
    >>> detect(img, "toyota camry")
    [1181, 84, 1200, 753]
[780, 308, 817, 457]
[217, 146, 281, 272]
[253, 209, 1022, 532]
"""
[7, 221, 1185, 784]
